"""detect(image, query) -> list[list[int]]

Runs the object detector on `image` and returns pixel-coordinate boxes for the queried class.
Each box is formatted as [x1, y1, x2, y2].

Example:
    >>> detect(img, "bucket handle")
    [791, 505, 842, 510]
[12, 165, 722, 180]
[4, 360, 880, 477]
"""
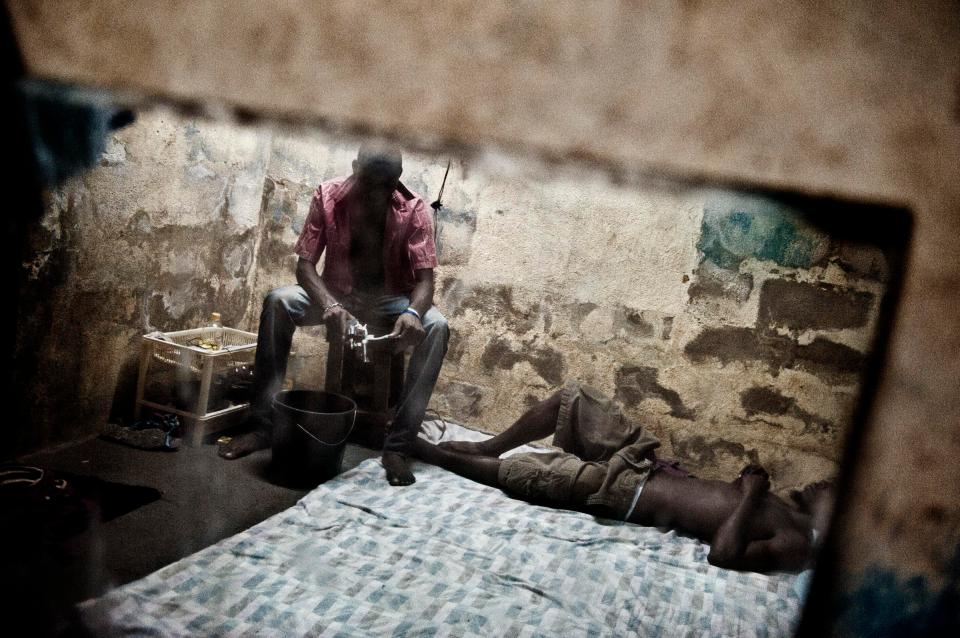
[292, 411, 357, 447]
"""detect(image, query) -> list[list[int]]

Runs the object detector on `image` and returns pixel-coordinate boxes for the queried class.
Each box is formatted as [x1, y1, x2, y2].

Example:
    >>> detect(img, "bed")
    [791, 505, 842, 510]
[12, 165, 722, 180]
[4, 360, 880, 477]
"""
[80, 421, 808, 637]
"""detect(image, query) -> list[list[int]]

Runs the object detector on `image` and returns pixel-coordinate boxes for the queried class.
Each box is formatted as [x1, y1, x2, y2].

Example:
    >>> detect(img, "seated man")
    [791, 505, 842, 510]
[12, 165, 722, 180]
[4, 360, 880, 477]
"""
[413, 381, 833, 574]
[220, 143, 449, 486]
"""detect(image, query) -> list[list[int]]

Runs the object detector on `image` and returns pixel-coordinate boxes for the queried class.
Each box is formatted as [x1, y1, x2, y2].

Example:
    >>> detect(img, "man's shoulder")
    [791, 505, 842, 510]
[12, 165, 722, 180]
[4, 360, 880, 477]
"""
[396, 181, 426, 206]
[319, 175, 352, 200]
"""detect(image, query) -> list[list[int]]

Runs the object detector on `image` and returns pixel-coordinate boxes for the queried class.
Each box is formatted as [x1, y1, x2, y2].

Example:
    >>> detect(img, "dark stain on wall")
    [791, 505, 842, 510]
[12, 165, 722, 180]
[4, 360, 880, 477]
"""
[669, 433, 760, 468]
[455, 284, 540, 334]
[684, 326, 864, 381]
[740, 385, 834, 433]
[262, 177, 314, 228]
[688, 259, 755, 303]
[439, 380, 484, 418]
[435, 203, 479, 231]
[684, 326, 787, 368]
[834, 243, 889, 282]
[616, 306, 656, 338]
[758, 279, 874, 331]
[480, 335, 564, 386]
[523, 393, 544, 409]
[445, 329, 466, 365]
[614, 365, 696, 420]
[794, 337, 865, 377]
[572, 302, 598, 332]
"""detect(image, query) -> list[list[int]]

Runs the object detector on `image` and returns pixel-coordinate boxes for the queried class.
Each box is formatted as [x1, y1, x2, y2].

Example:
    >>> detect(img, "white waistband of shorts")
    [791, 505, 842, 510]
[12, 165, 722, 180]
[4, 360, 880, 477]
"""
[623, 472, 651, 522]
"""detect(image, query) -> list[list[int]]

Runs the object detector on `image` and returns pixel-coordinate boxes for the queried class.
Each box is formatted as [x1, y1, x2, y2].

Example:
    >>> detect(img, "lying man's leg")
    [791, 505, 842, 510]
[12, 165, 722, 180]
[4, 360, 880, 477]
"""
[438, 390, 563, 457]
[413, 437, 605, 509]
[219, 285, 321, 460]
[411, 436, 502, 487]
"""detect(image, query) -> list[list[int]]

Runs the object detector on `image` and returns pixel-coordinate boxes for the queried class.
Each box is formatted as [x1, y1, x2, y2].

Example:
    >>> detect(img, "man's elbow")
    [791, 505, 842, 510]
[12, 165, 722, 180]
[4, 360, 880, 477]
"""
[296, 258, 315, 284]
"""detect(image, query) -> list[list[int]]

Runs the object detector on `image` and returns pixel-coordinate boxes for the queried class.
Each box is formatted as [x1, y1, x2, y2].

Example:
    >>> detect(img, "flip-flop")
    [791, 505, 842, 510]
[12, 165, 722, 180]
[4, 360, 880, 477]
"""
[103, 422, 181, 451]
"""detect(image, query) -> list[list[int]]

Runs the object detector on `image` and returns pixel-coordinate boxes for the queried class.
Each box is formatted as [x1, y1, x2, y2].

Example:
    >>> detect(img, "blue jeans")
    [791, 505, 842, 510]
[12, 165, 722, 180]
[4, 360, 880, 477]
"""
[250, 285, 449, 453]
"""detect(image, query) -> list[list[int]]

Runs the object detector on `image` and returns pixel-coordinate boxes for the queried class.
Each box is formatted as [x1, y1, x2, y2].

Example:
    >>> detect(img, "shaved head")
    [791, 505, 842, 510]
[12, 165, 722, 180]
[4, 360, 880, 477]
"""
[356, 141, 403, 179]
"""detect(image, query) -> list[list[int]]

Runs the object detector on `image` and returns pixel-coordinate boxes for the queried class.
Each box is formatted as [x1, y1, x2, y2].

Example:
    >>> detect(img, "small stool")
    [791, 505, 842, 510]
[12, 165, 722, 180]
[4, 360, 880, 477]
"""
[324, 325, 406, 448]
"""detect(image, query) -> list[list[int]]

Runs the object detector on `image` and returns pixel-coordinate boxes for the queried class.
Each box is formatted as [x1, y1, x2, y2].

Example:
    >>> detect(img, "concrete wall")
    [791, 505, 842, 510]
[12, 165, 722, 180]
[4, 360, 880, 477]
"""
[9, 1, 960, 634]
[22, 109, 888, 501]
[14, 110, 271, 452]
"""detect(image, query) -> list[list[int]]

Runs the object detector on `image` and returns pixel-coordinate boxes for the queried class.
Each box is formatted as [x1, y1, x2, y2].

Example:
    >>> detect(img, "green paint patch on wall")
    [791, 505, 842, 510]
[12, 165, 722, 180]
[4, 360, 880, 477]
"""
[698, 194, 831, 269]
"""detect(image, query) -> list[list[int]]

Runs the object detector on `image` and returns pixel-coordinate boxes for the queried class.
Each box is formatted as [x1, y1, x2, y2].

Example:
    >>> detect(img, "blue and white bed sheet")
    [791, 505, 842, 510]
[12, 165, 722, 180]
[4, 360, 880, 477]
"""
[80, 421, 804, 636]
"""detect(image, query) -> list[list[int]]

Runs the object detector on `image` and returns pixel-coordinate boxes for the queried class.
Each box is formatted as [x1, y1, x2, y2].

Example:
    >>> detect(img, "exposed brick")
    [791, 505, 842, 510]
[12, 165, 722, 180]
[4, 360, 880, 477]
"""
[688, 258, 754, 303]
[683, 326, 792, 369]
[758, 279, 874, 330]
[684, 325, 864, 381]
[795, 337, 865, 375]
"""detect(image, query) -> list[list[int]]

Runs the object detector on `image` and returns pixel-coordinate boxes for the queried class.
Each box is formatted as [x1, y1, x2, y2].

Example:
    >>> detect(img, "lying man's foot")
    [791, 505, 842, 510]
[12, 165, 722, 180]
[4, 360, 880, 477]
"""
[382, 451, 416, 486]
[218, 430, 270, 460]
[736, 463, 771, 493]
[437, 440, 497, 457]
[791, 480, 835, 533]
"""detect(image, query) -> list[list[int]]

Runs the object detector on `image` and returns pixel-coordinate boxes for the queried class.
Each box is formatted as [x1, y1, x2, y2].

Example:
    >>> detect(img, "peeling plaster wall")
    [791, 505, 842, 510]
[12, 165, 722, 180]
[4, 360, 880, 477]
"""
[20, 110, 888, 499]
[15, 108, 271, 452]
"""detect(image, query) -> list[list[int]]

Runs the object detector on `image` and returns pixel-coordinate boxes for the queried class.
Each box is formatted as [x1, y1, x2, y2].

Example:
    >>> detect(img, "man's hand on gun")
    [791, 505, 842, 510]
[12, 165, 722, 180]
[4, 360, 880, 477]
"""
[389, 312, 425, 349]
[323, 303, 356, 341]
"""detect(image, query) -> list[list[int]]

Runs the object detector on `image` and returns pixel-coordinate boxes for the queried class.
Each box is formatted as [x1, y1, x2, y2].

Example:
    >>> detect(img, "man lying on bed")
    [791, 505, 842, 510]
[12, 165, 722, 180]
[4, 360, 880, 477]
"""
[412, 381, 833, 574]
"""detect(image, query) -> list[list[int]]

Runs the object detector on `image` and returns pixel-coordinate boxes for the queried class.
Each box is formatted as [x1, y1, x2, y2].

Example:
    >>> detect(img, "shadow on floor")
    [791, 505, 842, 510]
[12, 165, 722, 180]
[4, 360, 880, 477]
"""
[9, 436, 380, 616]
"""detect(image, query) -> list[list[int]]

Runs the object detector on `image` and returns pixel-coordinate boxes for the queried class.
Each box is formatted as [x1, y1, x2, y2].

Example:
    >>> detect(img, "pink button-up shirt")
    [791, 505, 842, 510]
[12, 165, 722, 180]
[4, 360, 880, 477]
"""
[294, 175, 438, 296]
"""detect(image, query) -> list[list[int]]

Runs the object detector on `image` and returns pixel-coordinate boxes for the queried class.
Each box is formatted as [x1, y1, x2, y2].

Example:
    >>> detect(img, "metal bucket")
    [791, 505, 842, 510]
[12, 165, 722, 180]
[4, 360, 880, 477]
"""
[271, 390, 356, 486]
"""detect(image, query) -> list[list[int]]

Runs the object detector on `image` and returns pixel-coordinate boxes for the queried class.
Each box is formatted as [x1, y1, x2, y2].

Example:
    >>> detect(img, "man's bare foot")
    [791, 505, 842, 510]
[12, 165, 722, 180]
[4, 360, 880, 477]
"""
[437, 440, 496, 456]
[736, 464, 771, 493]
[383, 451, 416, 486]
[218, 430, 270, 460]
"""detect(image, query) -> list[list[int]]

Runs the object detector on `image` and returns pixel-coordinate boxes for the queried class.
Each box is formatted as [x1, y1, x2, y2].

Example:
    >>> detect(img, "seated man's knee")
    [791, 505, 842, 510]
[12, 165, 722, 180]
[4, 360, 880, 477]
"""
[262, 286, 305, 322]
[426, 310, 449, 338]
[264, 287, 289, 308]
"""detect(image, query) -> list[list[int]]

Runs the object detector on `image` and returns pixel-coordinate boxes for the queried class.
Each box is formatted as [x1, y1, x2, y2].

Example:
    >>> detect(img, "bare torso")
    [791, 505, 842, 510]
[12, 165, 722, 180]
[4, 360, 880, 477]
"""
[632, 472, 810, 543]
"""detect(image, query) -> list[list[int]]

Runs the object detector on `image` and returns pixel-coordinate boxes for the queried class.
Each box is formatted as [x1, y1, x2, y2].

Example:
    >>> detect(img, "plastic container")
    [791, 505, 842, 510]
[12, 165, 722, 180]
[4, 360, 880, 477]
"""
[135, 326, 258, 435]
[271, 390, 357, 486]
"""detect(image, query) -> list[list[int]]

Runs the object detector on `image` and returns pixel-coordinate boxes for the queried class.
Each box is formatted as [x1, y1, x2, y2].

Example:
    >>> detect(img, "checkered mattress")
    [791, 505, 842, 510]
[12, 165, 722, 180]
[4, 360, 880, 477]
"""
[80, 422, 805, 636]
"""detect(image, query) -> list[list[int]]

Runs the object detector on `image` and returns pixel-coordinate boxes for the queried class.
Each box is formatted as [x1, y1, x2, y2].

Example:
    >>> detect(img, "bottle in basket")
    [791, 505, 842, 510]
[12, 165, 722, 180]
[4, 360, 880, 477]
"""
[201, 312, 225, 350]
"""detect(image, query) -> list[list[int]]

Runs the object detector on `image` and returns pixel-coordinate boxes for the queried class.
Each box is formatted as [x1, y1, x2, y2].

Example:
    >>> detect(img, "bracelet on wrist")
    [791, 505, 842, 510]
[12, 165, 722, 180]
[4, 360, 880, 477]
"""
[323, 301, 343, 313]
[402, 307, 421, 321]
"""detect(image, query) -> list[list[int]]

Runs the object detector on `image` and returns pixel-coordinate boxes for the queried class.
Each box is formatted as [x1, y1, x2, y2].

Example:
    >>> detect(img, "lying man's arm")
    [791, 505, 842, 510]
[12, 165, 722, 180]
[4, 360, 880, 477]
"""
[296, 257, 355, 339]
[708, 467, 808, 572]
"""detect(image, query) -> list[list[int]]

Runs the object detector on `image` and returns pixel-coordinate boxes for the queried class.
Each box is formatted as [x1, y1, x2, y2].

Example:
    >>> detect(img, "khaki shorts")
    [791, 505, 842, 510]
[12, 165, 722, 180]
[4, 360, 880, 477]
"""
[553, 381, 660, 463]
[498, 382, 661, 519]
[498, 448, 654, 519]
